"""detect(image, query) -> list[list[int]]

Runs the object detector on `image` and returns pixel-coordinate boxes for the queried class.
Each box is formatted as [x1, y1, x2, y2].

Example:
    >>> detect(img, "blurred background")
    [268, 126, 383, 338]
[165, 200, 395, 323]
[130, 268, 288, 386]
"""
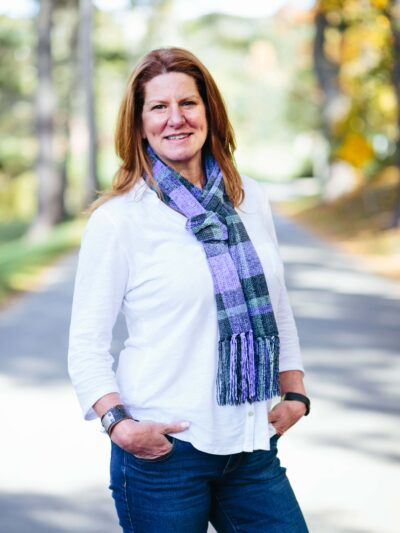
[1, 0, 400, 299]
[0, 1, 399, 532]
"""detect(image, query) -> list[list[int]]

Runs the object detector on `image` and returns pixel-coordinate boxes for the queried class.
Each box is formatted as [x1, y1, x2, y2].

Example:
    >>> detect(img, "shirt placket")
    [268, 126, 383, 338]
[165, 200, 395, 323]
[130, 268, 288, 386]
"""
[243, 404, 256, 451]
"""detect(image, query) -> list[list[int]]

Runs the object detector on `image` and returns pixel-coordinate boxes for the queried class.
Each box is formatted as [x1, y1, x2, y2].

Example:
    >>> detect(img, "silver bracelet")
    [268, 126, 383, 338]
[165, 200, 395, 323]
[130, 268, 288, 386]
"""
[100, 404, 133, 436]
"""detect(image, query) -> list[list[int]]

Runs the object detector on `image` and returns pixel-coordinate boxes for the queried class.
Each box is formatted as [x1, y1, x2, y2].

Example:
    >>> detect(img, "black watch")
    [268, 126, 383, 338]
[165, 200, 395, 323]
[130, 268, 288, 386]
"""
[281, 392, 310, 416]
[101, 404, 133, 436]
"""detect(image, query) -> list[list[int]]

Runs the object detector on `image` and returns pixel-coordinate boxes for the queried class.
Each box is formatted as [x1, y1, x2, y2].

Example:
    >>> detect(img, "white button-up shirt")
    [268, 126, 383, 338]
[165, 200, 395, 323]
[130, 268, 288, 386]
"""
[68, 175, 304, 454]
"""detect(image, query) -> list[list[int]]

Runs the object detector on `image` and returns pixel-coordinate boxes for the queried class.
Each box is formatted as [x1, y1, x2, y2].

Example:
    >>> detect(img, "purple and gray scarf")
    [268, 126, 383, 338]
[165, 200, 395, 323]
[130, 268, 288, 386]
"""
[145, 146, 280, 405]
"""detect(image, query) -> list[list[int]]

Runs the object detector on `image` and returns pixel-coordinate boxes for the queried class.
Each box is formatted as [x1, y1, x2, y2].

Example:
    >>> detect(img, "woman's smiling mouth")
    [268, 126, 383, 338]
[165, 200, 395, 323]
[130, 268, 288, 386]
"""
[165, 133, 193, 141]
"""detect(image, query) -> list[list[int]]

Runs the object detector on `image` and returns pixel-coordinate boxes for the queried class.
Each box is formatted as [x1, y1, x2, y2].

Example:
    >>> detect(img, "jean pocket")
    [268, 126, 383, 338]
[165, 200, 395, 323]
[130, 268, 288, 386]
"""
[129, 435, 177, 464]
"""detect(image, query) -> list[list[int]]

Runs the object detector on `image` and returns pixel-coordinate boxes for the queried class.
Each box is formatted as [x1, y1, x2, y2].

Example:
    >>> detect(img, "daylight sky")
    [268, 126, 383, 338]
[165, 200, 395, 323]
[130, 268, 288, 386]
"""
[0, 0, 315, 19]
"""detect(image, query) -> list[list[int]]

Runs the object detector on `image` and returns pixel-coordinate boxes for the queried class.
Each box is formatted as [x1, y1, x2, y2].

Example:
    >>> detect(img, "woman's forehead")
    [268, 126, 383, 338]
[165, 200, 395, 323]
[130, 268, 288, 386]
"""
[143, 72, 199, 101]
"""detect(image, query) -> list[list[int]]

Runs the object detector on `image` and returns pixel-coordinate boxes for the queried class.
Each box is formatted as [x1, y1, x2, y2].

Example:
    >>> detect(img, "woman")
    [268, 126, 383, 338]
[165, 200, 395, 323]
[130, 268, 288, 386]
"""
[68, 47, 310, 532]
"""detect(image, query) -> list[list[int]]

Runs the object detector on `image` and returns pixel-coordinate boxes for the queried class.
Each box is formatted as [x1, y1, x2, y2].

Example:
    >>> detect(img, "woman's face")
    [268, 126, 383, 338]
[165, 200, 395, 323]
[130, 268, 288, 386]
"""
[141, 72, 208, 174]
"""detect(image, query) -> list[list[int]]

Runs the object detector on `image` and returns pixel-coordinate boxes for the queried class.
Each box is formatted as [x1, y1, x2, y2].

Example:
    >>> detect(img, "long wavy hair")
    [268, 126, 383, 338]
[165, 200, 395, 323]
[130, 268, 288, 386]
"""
[90, 47, 244, 211]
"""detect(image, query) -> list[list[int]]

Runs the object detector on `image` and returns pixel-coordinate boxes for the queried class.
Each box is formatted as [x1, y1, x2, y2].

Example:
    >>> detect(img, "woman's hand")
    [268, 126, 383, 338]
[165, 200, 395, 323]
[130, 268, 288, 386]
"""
[93, 393, 190, 459]
[268, 400, 306, 437]
[110, 419, 190, 460]
[269, 370, 307, 437]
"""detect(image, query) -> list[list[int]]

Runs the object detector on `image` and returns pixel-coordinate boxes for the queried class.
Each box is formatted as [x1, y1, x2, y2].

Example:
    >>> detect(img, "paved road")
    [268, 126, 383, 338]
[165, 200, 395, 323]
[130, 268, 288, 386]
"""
[0, 205, 399, 533]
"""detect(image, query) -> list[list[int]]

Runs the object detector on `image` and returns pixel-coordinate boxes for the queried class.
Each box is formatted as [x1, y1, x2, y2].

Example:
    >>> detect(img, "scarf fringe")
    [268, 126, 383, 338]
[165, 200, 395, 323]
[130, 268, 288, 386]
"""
[217, 332, 280, 405]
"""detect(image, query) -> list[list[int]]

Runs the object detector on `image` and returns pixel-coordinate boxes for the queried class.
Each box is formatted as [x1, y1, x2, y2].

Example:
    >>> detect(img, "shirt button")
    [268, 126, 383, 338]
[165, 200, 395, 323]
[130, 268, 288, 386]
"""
[248, 411, 254, 417]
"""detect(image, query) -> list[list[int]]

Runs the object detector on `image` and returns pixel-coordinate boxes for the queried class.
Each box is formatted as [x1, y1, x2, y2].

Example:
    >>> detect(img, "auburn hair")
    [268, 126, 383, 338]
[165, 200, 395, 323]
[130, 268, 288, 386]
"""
[90, 47, 244, 211]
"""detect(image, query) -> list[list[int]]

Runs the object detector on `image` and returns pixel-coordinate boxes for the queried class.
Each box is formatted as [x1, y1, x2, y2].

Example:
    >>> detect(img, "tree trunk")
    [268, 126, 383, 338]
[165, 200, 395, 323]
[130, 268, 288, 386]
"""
[313, 7, 347, 201]
[313, 11, 341, 139]
[389, 0, 400, 227]
[31, 0, 64, 237]
[57, 4, 80, 219]
[79, 0, 99, 206]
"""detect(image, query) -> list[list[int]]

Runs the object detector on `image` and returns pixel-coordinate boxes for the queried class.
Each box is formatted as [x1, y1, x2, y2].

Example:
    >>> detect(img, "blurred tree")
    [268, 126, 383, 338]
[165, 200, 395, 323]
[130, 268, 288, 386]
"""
[0, 17, 34, 185]
[31, 0, 65, 236]
[53, 0, 80, 216]
[314, 0, 399, 212]
[313, 6, 345, 142]
[142, 0, 175, 50]
[387, 0, 400, 226]
[79, 0, 99, 204]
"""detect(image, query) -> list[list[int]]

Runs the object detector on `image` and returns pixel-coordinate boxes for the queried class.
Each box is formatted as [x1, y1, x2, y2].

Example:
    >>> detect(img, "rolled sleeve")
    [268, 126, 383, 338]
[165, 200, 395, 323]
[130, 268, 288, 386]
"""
[257, 181, 304, 374]
[67, 208, 129, 420]
[275, 284, 304, 373]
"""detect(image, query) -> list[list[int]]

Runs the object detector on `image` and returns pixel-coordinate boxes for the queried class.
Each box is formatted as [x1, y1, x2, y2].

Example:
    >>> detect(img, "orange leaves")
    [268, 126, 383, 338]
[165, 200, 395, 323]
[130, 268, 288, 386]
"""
[336, 132, 375, 167]
[370, 0, 391, 10]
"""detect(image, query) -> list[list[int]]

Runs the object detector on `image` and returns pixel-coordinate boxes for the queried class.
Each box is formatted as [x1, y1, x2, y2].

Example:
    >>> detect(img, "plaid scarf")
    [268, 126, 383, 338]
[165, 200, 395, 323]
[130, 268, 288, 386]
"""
[145, 146, 280, 405]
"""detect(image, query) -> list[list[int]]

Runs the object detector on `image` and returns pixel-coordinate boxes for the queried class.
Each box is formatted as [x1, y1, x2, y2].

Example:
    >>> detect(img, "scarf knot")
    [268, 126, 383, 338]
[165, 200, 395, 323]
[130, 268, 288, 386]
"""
[186, 211, 228, 243]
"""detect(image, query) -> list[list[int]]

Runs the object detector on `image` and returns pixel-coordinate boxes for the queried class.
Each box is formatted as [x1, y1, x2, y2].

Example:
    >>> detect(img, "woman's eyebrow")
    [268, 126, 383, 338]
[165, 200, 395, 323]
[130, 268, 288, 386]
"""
[179, 94, 199, 100]
[145, 98, 168, 105]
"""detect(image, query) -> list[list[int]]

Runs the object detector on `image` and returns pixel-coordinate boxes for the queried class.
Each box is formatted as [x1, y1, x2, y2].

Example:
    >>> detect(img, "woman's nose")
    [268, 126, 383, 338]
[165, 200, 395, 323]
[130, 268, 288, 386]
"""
[167, 105, 185, 127]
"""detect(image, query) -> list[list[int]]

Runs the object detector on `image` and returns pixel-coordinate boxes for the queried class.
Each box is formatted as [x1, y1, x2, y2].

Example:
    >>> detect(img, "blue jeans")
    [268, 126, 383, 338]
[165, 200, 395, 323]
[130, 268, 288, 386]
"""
[109, 434, 308, 532]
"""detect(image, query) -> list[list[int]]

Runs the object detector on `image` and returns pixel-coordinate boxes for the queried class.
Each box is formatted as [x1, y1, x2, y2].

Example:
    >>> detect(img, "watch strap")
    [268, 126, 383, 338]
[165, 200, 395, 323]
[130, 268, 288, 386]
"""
[281, 392, 310, 416]
[101, 404, 133, 435]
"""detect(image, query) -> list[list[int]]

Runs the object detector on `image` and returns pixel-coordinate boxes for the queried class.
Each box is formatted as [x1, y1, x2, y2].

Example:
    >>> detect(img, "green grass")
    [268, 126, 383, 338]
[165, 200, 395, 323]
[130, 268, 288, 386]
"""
[0, 220, 31, 242]
[0, 218, 85, 305]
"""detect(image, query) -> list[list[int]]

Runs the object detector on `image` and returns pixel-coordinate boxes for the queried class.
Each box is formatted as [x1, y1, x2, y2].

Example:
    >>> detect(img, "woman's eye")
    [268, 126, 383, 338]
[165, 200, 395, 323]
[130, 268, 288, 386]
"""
[151, 104, 166, 110]
[182, 100, 196, 107]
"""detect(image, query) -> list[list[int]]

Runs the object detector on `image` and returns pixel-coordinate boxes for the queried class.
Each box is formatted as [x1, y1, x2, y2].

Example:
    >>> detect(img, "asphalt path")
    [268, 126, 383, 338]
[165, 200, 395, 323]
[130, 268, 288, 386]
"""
[0, 202, 399, 533]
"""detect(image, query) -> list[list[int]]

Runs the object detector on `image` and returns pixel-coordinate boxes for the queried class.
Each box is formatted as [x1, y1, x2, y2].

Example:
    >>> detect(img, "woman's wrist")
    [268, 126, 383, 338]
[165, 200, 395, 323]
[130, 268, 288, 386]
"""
[281, 392, 310, 416]
[279, 370, 306, 396]
[93, 392, 123, 418]
[101, 404, 134, 435]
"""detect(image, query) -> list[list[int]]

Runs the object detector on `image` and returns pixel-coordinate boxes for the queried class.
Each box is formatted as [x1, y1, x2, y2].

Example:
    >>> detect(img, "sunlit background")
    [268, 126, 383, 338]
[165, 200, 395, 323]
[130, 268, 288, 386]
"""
[1, 0, 400, 299]
[0, 2, 400, 533]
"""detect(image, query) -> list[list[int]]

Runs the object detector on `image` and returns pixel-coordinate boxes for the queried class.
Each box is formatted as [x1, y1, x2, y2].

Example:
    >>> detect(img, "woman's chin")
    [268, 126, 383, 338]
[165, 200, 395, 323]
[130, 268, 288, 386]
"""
[161, 150, 201, 168]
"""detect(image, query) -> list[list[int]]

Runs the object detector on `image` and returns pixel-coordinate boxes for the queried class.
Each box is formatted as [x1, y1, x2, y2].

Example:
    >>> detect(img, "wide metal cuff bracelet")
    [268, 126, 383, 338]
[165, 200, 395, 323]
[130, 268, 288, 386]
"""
[101, 404, 133, 435]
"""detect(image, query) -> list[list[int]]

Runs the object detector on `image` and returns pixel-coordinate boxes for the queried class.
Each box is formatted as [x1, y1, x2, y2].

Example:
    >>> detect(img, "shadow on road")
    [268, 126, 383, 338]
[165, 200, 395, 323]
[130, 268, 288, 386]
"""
[0, 489, 119, 533]
[0, 253, 127, 386]
[275, 214, 400, 469]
